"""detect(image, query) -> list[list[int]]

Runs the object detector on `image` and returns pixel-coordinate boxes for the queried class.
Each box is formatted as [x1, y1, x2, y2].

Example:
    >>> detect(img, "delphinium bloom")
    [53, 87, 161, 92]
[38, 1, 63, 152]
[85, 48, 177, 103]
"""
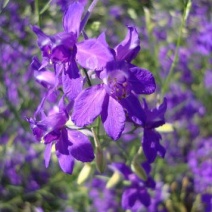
[88, 178, 119, 212]
[188, 138, 212, 194]
[141, 98, 167, 163]
[188, 137, 212, 211]
[32, 0, 113, 103]
[72, 26, 156, 140]
[195, 23, 212, 55]
[27, 100, 94, 174]
[109, 162, 155, 211]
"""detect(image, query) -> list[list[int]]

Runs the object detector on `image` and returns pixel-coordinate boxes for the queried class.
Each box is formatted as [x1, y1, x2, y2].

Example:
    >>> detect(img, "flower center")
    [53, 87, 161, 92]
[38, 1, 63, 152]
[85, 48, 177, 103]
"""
[105, 70, 131, 100]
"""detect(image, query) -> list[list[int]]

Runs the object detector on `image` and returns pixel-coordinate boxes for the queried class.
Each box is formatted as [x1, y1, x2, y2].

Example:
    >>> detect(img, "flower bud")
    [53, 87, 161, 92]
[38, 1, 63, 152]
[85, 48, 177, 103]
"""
[131, 159, 147, 181]
[95, 146, 106, 173]
[106, 172, 121, 189]
[77, 163, 92, 185]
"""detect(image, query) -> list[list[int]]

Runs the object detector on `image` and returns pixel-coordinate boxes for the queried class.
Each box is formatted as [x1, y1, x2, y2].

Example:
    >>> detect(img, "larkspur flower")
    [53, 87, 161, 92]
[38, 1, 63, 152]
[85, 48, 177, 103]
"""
[32, 0, 113, 102]
[141, 98, 167, 163]
[72, 27, 156, 140]
[109, 162, 155, 211]
[27, 100, 94, 174]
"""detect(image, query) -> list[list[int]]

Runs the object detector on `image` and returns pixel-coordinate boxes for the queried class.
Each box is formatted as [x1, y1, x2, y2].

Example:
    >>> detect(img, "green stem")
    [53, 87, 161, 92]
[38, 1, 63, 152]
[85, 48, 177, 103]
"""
[161, 0, 192, 97]
[35, 0, 41, 27]
[144, 7, 162, 86]
[91, 127, 100, 148]
[83, 68, 92, 86]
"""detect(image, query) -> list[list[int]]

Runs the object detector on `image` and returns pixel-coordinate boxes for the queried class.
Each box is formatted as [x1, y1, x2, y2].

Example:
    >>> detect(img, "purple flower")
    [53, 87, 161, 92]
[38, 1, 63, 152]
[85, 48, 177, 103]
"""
[72, 27, 156, 140]
[88, 178, 119, 212]
[27, 101, 94, 174]
[141, 99, 167, 163]
[202, 193, 212, 212]
[32, 1, 113, 102]
[110, 162, 155, 211]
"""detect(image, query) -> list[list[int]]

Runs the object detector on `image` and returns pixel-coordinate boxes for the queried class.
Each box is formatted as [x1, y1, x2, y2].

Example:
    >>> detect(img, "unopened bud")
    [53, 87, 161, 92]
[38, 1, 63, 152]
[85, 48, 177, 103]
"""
[106, 172, 121, 189]
[77, 163, 92, 185]
[95, 146, 106, 173]
[131, 160, 147, 181]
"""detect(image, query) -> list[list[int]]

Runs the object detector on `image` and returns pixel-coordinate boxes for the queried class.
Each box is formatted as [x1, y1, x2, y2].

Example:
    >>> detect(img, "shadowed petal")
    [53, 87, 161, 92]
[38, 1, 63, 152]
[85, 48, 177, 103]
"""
[115, 26, 140, 62]
[56, 151, 75, 174]
[142, 129, 165, 163]
[120, 94, 145, 125]
[76, 38, 114, 70]
[101, 96, 125, 140]
[67, 130, 94, 162]
[129, 67, 156, 94]
[72, 84, 106, 127]
[137, 189, 151, 207]
[62, 62, 83, 101]
[122, 188, 138, 210]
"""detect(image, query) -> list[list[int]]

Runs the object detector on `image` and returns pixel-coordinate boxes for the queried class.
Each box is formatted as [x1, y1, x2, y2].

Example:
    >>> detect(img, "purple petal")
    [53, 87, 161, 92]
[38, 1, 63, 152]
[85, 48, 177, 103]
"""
[55, 128, 72, 155]
[63, 1, 86, 36]
[120, 94, 145, 125]
[115, 26, 140, 62]
[44, 142, 52, 168]
[137, 188, 151, 207]
[122, 188, 138, 210]
[101, 95, 125, 140]
[129, 67, 156, 94]
[43, 130, 60, 144]
[67, 130, 94, 162]
[110, 162, 132, 179]
[62, 63, 83, 101]
[142, 129, 165, 163]
[76, 38, 114, 70]
[32, 25, 51, 47]
[56, 151, 75, 174]
[31, 58, 55, 88]
[72, 84, 106, 127]
[143, 98, 167, 128]
[32, 25, 52, 57]
[39, 111, 68, 132]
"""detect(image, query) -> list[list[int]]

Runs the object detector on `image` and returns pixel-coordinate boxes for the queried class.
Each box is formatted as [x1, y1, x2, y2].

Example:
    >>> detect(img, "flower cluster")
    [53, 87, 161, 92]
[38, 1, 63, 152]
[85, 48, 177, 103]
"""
[27, 0, 167, 210]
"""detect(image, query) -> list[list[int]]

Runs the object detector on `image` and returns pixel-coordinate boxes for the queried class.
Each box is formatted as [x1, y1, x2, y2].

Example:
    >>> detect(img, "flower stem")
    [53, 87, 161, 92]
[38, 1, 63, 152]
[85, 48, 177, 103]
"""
[161, 0, 192, 97]
[35, 0, 41, 27]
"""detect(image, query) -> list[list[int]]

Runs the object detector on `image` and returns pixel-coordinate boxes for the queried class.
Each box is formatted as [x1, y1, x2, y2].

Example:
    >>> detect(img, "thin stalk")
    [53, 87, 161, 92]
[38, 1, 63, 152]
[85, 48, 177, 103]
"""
[35, 0, 41, 27]
[83, 68, 92, 86]
[144, 7, 162, 86]
[161, 0, 192, 97]
[91, 127, 100, 148]
[80, 0, 99, 32]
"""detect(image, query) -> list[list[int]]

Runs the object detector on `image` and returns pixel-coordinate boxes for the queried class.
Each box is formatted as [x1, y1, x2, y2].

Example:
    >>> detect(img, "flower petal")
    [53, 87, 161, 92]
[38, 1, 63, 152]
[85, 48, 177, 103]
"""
[63, 1, 86, 36]
[67, 130, 94, 162]
[56, 151, 75, 174]
[120, 94, 145, 125]
[129, 67, 156, 94]
[76, 38, 114, 70]
[122, 188, 138, 210]
[142, 129, 165, 163]
[72, 84, 106, 127]
[115, 26, 140, 62]
[101, 95, 125, 140]
[62, 62, 83, 101]
[44, 142, 52, 168]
